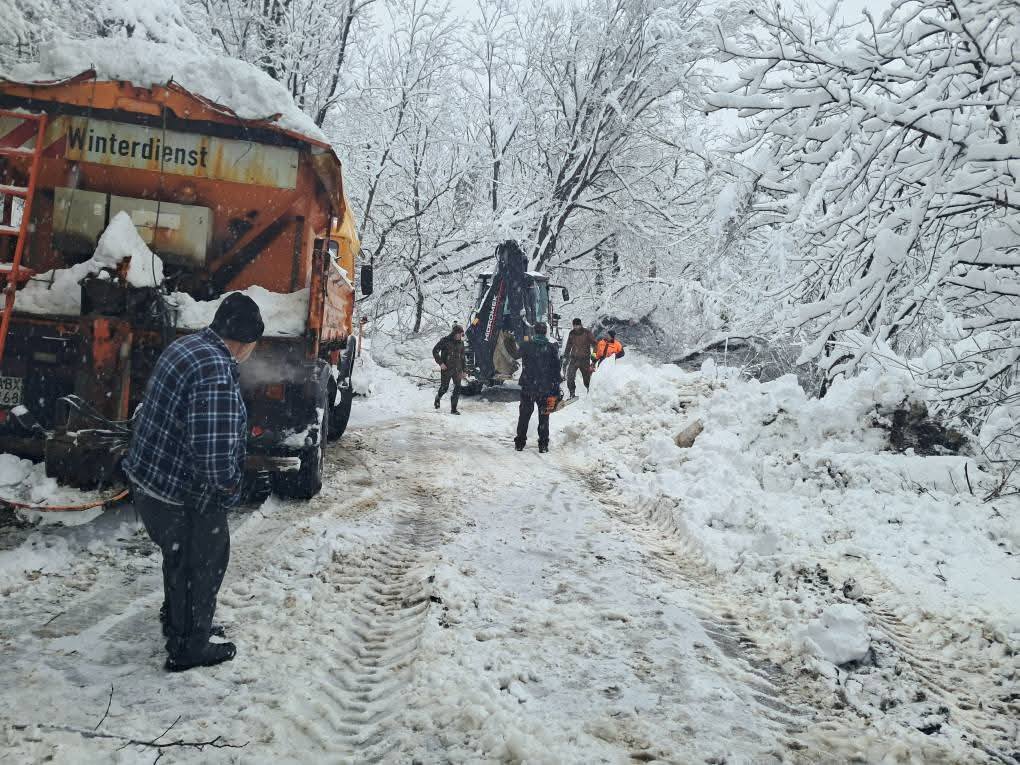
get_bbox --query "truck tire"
[330,383,354,439]
[274,410,328,499]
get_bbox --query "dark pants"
[437,369,462,410]
[566,358,592,396]
[134,487,230,657]
[516,393,550,448]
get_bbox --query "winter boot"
[434,395,441,410]
[539,444,549,454]
[161,604,225,639]
[165,641,237,673]
[451,408,461,415]
[514,440,525,452]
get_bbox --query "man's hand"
[440,363,448,371]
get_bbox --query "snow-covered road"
[1,353,1017,763]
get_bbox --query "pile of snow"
[172,285,309,337]
[3,36,326,142]
[560,357,1020,649]
[800,603,872,665]
[0,534,76,591]
[350,338,387,397]
[16,212,164,315]
[15,214,307,335]
[102,211,166,287]
[0,452,33,487]
[0,452,108,526]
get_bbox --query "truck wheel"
[274,410,328,499]
[330,384,354,439]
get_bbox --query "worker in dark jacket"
[123,293,263,672]
[563,318,597,398]
[514,322,561,453]
[433,324,466,414]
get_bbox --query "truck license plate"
[0,377,23,406]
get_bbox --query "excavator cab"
[464,241,565,392]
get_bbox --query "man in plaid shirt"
[124,293,264,672]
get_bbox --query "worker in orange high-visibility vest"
[594,330,624,367]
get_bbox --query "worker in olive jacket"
[563,318,597,398]
[433,324,466,414]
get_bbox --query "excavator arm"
[465,240,534,388]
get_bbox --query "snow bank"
[350,338,387,397]
[16,212,165,315]
[4,36,326,143]
[562,357,1020,650]
[171,285,308,337]
[368,330,443,382]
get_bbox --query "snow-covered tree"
[334,0,468,331]
[186,0,375,126]
[708,0,1020,414]
[521,0,710,270]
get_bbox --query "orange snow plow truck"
[0,71,370,499]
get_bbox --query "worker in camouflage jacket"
[563,318,597,398]
[513,322,562,453]
[433,324,466,414]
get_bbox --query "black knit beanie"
[210,293,265,343]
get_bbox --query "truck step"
[0,225,23,237]
[0,184,29,198]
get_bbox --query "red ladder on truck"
[0,110,46,365]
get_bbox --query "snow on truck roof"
[1,36,328,145]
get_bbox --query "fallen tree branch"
[94,685,113,731]
[12,717,248,756]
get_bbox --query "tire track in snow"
[809,564,1020,763]
[574,462,1019,763]
[568,462,861,760]
[241,421,455,761]
[253,508,440,761]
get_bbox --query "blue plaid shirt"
[124,328,247,508]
